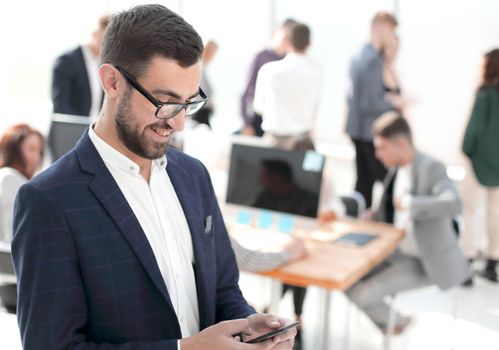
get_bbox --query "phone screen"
[245,321,300,344]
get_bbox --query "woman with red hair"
[0,124,45,243]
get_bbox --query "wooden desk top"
[231,218,404,291]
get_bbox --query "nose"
[167,109,187,131]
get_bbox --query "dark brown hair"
[101,4,203,78]
[481,48,499,91]
[372,111,412,144]
[0,124,45,179]
[290,23,310,51]
[371,11,398,27]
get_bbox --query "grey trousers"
[346,251,431,328]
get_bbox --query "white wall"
[1,0,498,166]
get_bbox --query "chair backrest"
[0,244,14,276]
[340,191,366,219]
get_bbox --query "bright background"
[0,0,498,165]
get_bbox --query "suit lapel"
[411,152,423,194]
[75,133,177,314]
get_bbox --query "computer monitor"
[48,114,90,161]
[226,142,325,219]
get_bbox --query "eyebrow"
[151,88,199,102]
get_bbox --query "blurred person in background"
[347,112,470,334]
[0,124,44,313]
[462,48,499,283]
[254,22,320,152]
[345,12,405,209]
[0,124,45,243]
[382,33,401,97]
[240,18,296,136]
[51,15,111,118]
[192,40,218,129]
[231,236,306,273]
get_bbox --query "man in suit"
[51,15,110,118]
[347,112,470,334]
[345,12,404,208]
[12,5,296,350]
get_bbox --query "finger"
[219,318,251,336]
[263,314,281,329]
[272,339,295,349]
[241,338,276,350]
[272,326,297,344]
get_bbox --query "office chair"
[339,191,366,219]
[0,243,16,313]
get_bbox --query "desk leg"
[319,289,331,350]
[269,279,282,315]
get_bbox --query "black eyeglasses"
[115,65,208,120]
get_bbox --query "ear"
[99,64,122,100]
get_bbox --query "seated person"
[347,112,471,334]
[0,124,45,243]
[0,123,44,313]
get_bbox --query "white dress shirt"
[81,45,102,120]
[393,164,419,257]
[88,127,199,346]
[253,52,322,136]
[0,167,28,243]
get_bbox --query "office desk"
[230,218,404,349]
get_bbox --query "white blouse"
[0,167,28,243]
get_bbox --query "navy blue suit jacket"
[12,132,254,349]
[52,46,101,117]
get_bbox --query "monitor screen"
[48,114,90,161]
[226,143,325,218]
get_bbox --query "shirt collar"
[88,124,167,176]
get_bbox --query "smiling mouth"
[150,126,172,138]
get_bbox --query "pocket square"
[204,215,213,234]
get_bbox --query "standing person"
[462,48,499,283]
[12,5,296,350]
[382,33,401,95]
[345,12,404,209]
[254,23,321,151]
[0,124,44,313]
[192,40,218,128]
[240,19,296,136]
[51,15,111,118]
[347,112,470,334]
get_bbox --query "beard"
[114,90,172,160]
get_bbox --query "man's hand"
[246,313,296,349]
[180,319,251,350]
[180,317,295,349]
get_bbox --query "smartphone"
[245,321,300,344]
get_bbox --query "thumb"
[218,319,251,336]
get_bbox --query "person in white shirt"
[0,124,45,243]
[347,112,470,335]
[0,123,44,313]
[51,15,110,119]
[253,22,321,151]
